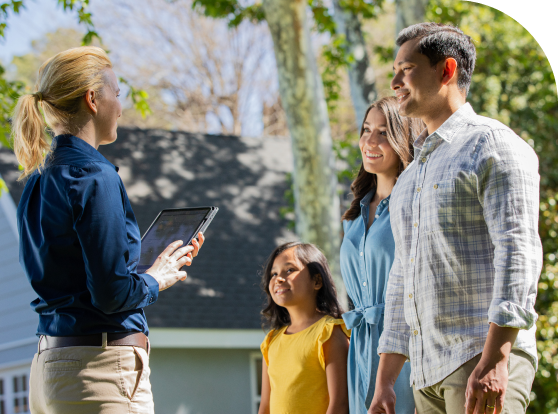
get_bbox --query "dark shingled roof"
[0,127,296,330]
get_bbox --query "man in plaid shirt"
[370,23,542,414]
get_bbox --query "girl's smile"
[269,247,321,308]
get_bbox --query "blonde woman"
[12,46,203,413]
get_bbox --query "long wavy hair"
[342,96,425,221]
[261,242,343,330]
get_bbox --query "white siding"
[0,189,38,365]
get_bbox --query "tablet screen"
[137,208,210,273]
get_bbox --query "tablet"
[137,207,218,273]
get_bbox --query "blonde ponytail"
[11,46,112,180]
[12,94,50,180]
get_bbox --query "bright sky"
[0,0,78,63]
[0,0,280,136]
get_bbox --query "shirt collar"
[52,134,119,171]
[360,188,375,207]
[414,102,476,150]
[359,188,391,208]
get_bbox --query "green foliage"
[0,1,23,38]
[321,35,352,114]
[191,0,264,28]
[0,65,24,148]
[333,131,361,182]
[0,176,9,195]
[427,2,558,413]
[56,0,101,45]
[0,1,151,148]
[118,77,152,119]
[311,1,383,116]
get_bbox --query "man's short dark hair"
[396,22,476,95]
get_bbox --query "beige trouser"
[29,342,154,414]
[413,350,535,414]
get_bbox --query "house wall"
[150,348,259,414]
[0,188,38,367]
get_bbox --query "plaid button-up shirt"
[377,103,542,389]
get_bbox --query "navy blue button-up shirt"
[17,135,159,337]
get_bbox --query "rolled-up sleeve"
[68,164,159,314]
[475,129,542,329]
[378,253,410,358]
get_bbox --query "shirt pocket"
[430,179,457,231]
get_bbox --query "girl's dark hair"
[261,241,342,330]
[342,96,424,222]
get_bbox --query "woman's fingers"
[161,240,183,259]
[177,254,192,268]
[170,245,194,261]
[191,238,200,257]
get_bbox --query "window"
[249,352,263,414]
[0,367,31,414]
[1,379,6,414]
[12,376,27,414]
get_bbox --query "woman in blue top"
[12,46,204,414]
[340,96,424,414]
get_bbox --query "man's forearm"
[480,323,519,365]
[376,353,407,388]
[368,353,407,414]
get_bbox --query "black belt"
[39,332,149,353]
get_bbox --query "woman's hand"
[146,233,205,291]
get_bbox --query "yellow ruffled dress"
[260,315,351,414]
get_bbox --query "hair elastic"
[34,92,43,102]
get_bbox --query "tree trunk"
[332,0,377,127]
[262,0,347,306]
[395,0,430,50]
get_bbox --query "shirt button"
[363,282,367,287]
[416,187,421,192]
[409,294,413,299]
[360,252,363,256]
[410,258,414,263]
[375,215,379,219]
[414,330,419,336]
[421,157,427,163]
[413,222,418,228]
[434,184,439,189]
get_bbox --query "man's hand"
[368,353,407,414]
[465,323,518,414]
[368,384,397,414]
[465,357,508,414]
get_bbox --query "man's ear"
[314,274,323,290]
[441,57,458,86]
[84,89,98,115]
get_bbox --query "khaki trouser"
[413,350,535,414]
[29,342,154,414]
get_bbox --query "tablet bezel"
[139,206,218,270]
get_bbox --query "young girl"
[258,242,350,414]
